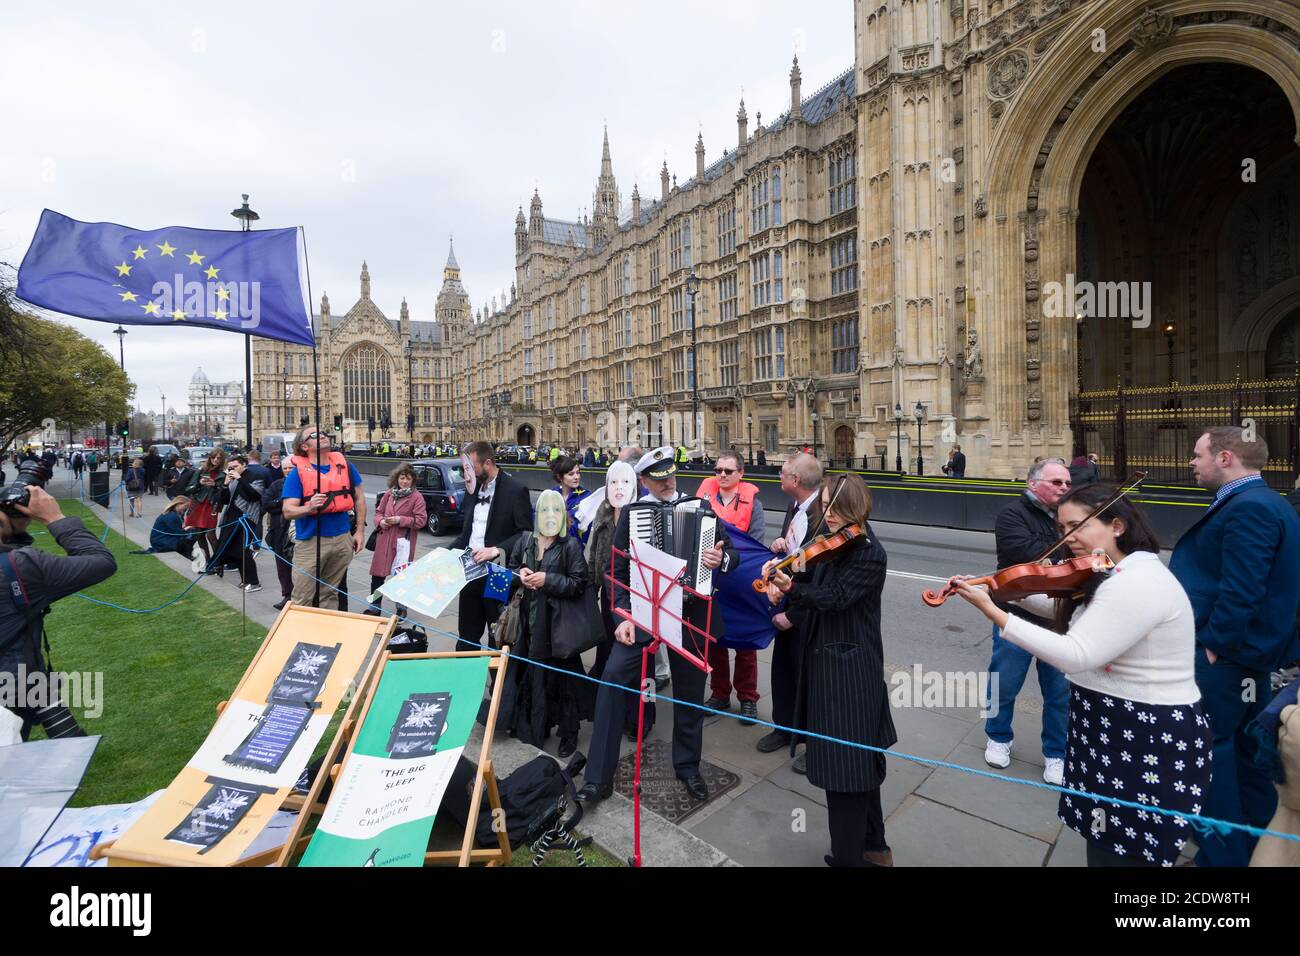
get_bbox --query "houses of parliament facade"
[252,0,1300,479]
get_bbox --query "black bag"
[365,492,388,551]
[551,586,604,659]
[442,752,586,850]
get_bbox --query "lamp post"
[914,401,925,476]
[230,193,260,450]
[1163,320,1177,383]
[685,269,701,460]
[113,325,128,443]
[893,402,903,473]
[282,359,290,432]
[202,384,209,441]
[810,410,819,463]
[746,412,754,466]
[405,341,415,446]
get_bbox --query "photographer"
[1,484,116,740]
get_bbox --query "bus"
[261,432,297,461]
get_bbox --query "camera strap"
[0,550,53,670]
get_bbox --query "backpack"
[441,752,586,849]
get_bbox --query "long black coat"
[787,530,896,793]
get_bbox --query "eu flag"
[712,520,778,651]
[483,563,513,604]
[16,209,315,347]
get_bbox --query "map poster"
[376,547,468,619]
[299,656,489,867]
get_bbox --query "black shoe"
[575,782,613,804]
[558,736,577,759]
[792,749,807,775]
[677,770,708,801]
[273,599,288,611]
[655,676,670,691]
[756,730,790,753]
[738,701,758,725]
[704,696,730,712]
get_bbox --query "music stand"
[608,540,715,868]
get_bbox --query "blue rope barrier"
[59,505,1300,848]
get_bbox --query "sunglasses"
[1033,478,1072,487]
[714,468,737,475]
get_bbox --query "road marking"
[887,569,950,584]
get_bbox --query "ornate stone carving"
[963,329,983,380]
[988,51,1030,98]
[1027,395,1042,421]
[975,194,988,218]
[1132,7,1176,49]
[1026,357,1040,381]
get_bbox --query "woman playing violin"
[949,483,1211,868]
[761,473,897,867]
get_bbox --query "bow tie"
[477,494,492,504]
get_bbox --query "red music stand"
[608,539,715,868]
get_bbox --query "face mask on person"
[535,489,567,537]
[605,461,635,508]
[462,453,478,495]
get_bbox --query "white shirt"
[468,475,497,551]
[1001,551,1200,705]
[786,492,817,551]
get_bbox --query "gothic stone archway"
[516,423,535,446]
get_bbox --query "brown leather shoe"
[864,848,894,867]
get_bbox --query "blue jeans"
[983,623,1068,759]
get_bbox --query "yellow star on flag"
[131,245,148,260]
[115,261,132,277]
[142,301,161,315]
[119,291,138,302]
[186,250,205,265]
[215,287,231,301]
[213,308,228,321]
[171,309,186,321]
[204,265,220,280]
[157,240,176,257]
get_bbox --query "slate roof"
[543,218,588,246]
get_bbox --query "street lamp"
[685,269,701,460]
[231,193,260,450]
[1163,320,1177,383]
[810,410,819,463]
[405,341,415,446]
[282,359,290,432]
[893,402,903,473]
[746,412,754,467]
[914,401,925,476]
[202,384,210,441]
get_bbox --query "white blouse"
[1000,551,1201,706]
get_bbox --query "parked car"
[406,457,467,536]
[349,442,373,454]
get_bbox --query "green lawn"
[32,499,622,866]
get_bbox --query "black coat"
[143,452,163,480]
[165,464,195,499]
[498,533,594,747]
[994,492,1067,622]
[454,470,533,555]
[787,531,896,792]
[262,476,292,555]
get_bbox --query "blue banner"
[16,209,315,347]
[713,520,778,651]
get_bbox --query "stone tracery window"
[343,345,392,423]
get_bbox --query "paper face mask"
[605,461,636,508]
[461,454,477,495]
[535,489,567,537]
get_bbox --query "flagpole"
[231,195,260,452]
[299,225,324,609]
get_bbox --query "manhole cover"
[613,740,740,824]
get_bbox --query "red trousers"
[708,643,759,703]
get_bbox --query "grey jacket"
[0,517,117,676]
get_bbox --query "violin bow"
[1029,470,1148,564]
[811,473,849,538]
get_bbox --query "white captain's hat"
[635,446,677,479]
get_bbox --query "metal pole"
[916,416,924,476]
[894,413,903,473]
[689,290,698,460]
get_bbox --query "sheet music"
[628,538,686,651]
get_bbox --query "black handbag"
[551,584,604,659]
[364,492,387,551]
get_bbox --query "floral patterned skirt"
[1059,682,1213,866]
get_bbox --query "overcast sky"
[1,0,853,416]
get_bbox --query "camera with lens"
[0,459,52,513]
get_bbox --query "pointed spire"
[737,96,749,147]
[696,129,706,180]
[661,159,670,202]
[360,261,370,299]
[601,124,613,177]
[320,292,330,316]
[446,235,459,271]
[790,54,803,120]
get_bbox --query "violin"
[753,523,864,593]
[921,550,1114,606]
[920,471,1147,607]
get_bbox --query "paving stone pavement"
[74,466,1087,867]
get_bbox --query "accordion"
[625,497,718,597]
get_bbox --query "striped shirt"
[1208,473,1264,513]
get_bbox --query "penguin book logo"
[363,847,381,867]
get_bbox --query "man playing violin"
[983,459,1073,784]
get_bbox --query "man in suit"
[757,452,823,774]
[454,440,533,651]
[577,446,739,804]
[1169,426,1300,867]
[984,458,1072,785]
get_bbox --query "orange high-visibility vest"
[291,452,356,513]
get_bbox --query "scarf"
[390,486,414,500]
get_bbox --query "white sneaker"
[1043,757,1065,786]
[984,739,1012,769]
